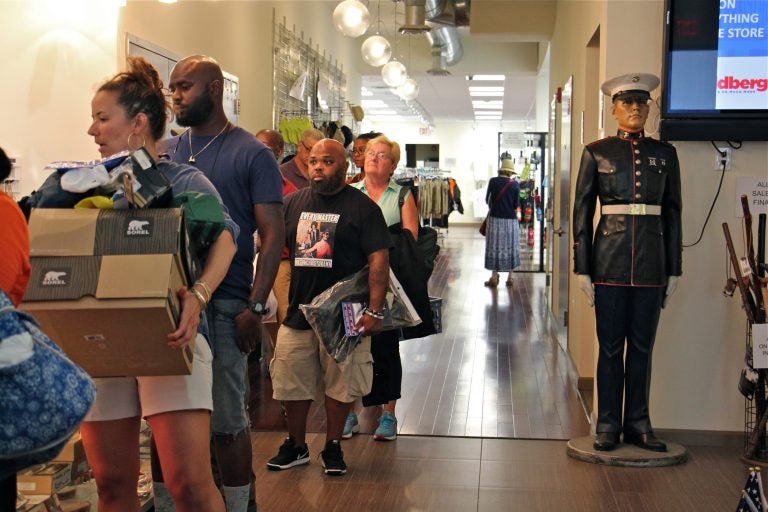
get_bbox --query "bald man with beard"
[160,55,284,512]
[267,139,392,476]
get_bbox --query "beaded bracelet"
[363,307,385,320]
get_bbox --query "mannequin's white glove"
[663,276,680,308]
[577,274,594,307]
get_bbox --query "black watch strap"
[247,301,270,315]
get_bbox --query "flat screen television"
[660,0,768,141]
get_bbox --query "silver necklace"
[186,121,230,164]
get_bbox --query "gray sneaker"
[341,412,359,439]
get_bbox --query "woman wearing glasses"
[346,135,419,441]
[346,131,382,184]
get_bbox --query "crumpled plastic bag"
[300,266,421,363]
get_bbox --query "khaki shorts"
[84,334,213,422]
[270,325,373,403]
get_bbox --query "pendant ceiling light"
[381,60,407,88]
[333,0,371,38]
[361,35,391,67]
[361,2,390,67]
[397,78,420,101]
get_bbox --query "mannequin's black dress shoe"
[623,432,667,452]
[593,432,619,451]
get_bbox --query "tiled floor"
[250,226,589,440]
[251,431,745,511]
[249,226,749,511]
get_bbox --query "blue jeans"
[205,298,249,435]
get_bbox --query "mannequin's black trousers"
[594,284,664,435]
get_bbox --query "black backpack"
[398,186,440,279]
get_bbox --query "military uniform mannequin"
[572,73,682,452]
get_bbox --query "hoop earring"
[127,133,146,151]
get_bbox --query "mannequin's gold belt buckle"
[629,204,646,215]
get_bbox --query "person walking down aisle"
[573,73,682,453]
[267,139,392,476]
[281,128,324,190]
[484,158,521,287]
[80,56,237,512]
[162,55,284,512]
[348,135,420,441]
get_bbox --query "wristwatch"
[247,301,270,316]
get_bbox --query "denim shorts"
[205,298,249,435]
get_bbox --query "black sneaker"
[266,437,310,471]
[320,440,347,476]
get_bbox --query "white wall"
[0,1,121,194]
[120,1,361,133]
[0,0,361,197]
[549,0,768,433]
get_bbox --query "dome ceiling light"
[397,78,420,101]
[361,35,392,67]
[333,0,371,38]
[381,60,408,88]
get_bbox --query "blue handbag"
[0,290,96,479]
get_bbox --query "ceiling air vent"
[399,0,431,34]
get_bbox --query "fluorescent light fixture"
[467,74,505,81]
[361,87,374,97]
[361,100,389,108]
[473,101,503,109]
[468,86,504,93]
[474,111,502,116]
[476,116,502,120]
[469,91,504,97]
[368,110,399,115]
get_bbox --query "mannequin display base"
[566,436,687,467]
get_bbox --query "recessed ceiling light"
[361,100,389,108]
[469,91,504,97]
[473,101,503,109]
[466,74,505,81]
[368,110,399,115]
[468,86,504,93]
[469,74,505,81]
[474,111,502,116]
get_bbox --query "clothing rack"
[402,171,456,235]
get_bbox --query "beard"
[175,88,215,127]
[310,168,346,195]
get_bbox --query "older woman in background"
[348,135,419,441]
[484,159,521,287]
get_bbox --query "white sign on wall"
[735,177,768,218]
[753,324,768,369]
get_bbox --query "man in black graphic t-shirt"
[266,139,392,476]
